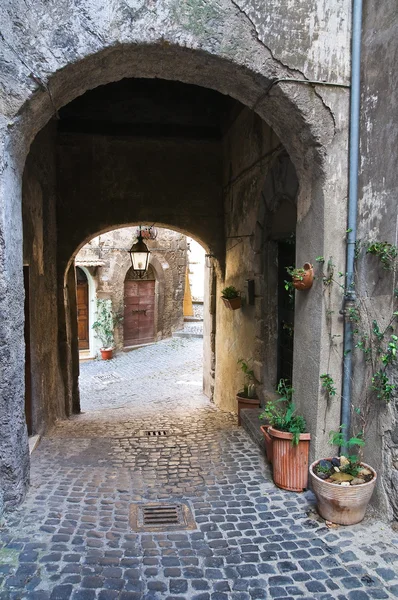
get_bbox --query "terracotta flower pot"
[309,460,377,525]
[100,348,113,360]
[222,296,241,310]
[236,392,259,426]
[269,427,311,491]
[260,425,273,464]
[292,263,314,290]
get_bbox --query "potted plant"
[221,286,241,310]
[92,298,122,359]
[309,427,377,525]
[259,379,310,491]
[286,263,314,290]
[236,358,259,425]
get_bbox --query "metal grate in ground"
[93,372,122,383]
[130,502,197,532]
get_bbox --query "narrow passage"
[1,338,397,599]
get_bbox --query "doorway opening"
[124,265,156,348]
[277,241,295,384]
[76,267,89,351]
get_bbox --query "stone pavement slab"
[1,338,398,599]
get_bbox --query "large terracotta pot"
[309,460,377,525]
[100,348,113,360]
[260,425,273,464]
[222,296,241,310]
[236,393,259,426]
[269,427,311,491]
[292,263,314,290]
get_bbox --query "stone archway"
[0,8,350,507]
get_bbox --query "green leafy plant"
[347,306,360,323]
[284,280,295,303]
[286,266,306,281]
[356,316,398,402]
[221,286,239,299]
[320,373,337,397]
[329,426,365,477]
[366,241,398,270]
[237,358,256,397]
[259,379,307,446]
[92,299,122,349]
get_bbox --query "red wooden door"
[124,280,155,346]
[76,274,89,350]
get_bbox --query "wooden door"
[124,280,155,346]
[277,241,295,384]
[76,268,89,350]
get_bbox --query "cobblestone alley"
[1,337,398,600]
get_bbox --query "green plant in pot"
[309,426,377,525]
[259,379,310,491]
[286,263,314,290]
[92,298,122,359]
[221,286,241,310]
[236,358,259,425]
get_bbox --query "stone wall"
[57,134,223,275]
[0,1,352,509]
[22,122,65,437]
[76,227,187,352]
[213,108,299,413]
[357,1,398,520]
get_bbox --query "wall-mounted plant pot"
[260,424,273,464]
[309,460,377,525]
[236,392,259,425]
[100,348,113,360]
[269,427,311,491]
[292,263,314,290]
[222,296,241,310]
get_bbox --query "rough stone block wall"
[357,0,398,520]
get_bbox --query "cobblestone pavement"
[172,322,203,338]
[1,337,398,600]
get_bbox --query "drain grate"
[132,428,184,438]
[94,373,121,383]
[130,502,197,532]
[143,504,180,525]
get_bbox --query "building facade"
[0,1,397,523]
[75,227,187,357]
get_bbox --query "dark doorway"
[124,266,156,347]
[76,267,89,350]
[24,266,33,435]
[277,241,295,384]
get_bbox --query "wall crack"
[229,0,304,78]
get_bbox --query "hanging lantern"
[128,228,150,277]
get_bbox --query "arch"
[0,25,349,508]
[65,222,212,286]
[9,43,333,182]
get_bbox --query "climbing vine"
[316,239,398,434]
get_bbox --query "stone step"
[240,407,269,453]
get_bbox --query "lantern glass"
[128,235,150,277]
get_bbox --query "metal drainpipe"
[341,0,363,453]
